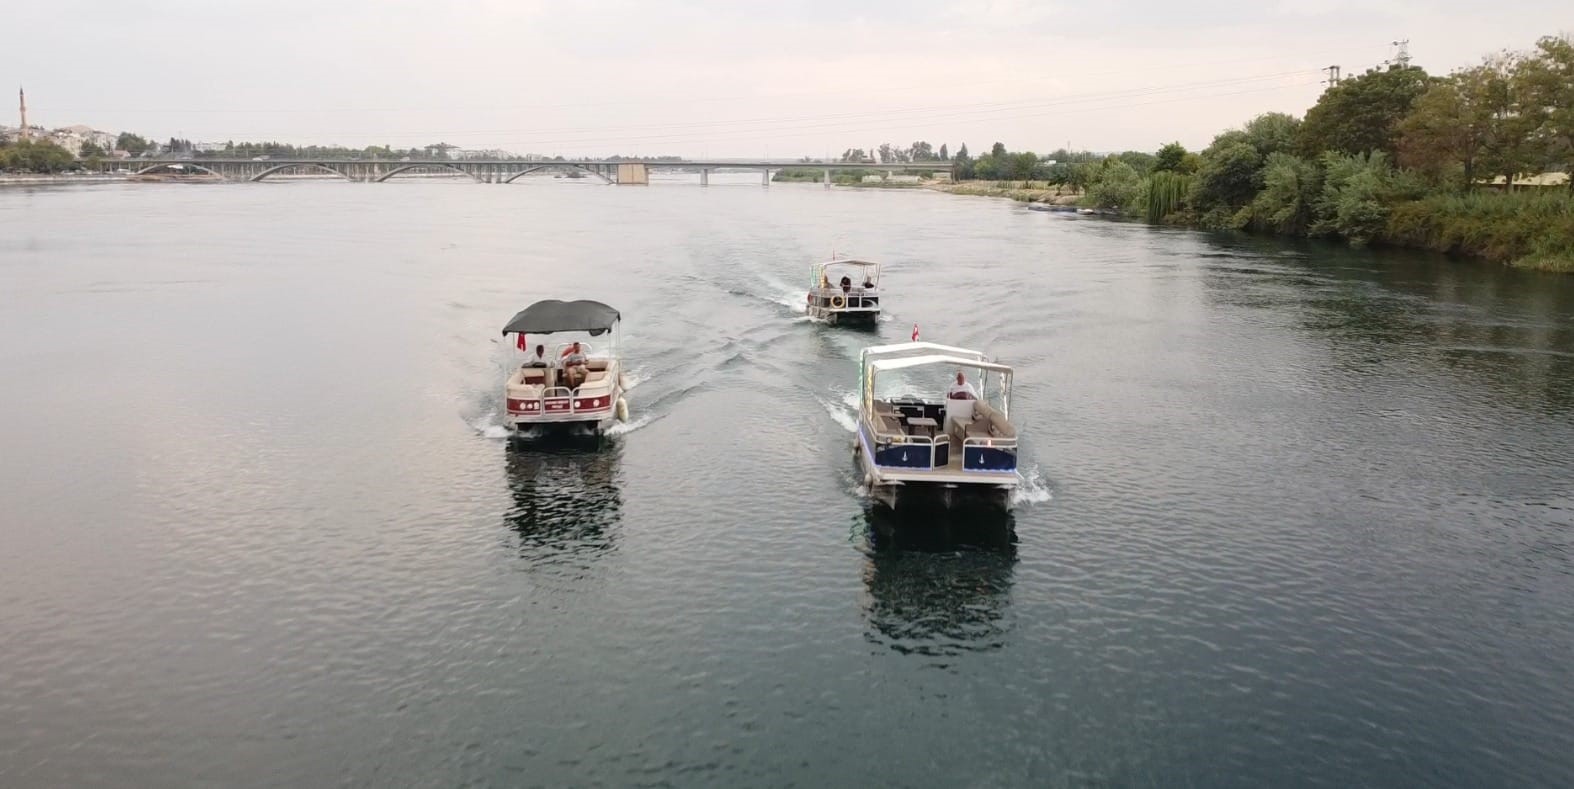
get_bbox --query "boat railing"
[863,415,949,469]
[961,434,1017,472]
[512,384,616,417]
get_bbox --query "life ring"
[830,294,846,309]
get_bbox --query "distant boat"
[806,256,881,326]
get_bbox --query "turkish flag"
[911,324,919,342]
[516,333,527,351]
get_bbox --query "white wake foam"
[606,415,652,436]
[470,413,513,440]
[819,392,859,433]
[1012,464,1054,505]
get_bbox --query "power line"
[184,70,1321,143]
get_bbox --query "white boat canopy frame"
[813,258,880,287]
[861,348,1014,419]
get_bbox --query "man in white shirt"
[562,342,589,388]
[524,344,549,368]
[946,370,978,400]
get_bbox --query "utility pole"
[1391,39,1411,68]
[18,86,29,140]
[1323,65,1342,87]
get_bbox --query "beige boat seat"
[949,401,1016,442]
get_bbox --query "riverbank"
[0,173,128,185]
[929,177,1573,273]
[926,180,1082,205]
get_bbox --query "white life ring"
[830,294,846,309]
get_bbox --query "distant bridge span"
[103,158,944,186]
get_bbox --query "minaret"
[18,86,29,140]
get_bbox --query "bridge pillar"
[824,168,831,189]
[762,168,770,187]
[700,168,708,187]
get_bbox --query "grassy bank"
[1383,191,1574,272]
[928,180,1082,205]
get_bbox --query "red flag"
[515,333,527,351]
[911,324,920,342]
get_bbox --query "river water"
[2,175,1573,787]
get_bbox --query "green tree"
[1398,72,1493,188]
[1009,151,1039,181]
[0,139,75,173]
[1191,140,1262,227]
[1114,150,1156,176]
[910,141,934,161]
[1247,153,1321,234]
[973,155,1002,180]
[1085,160,1142,210]
[1297,65,1432,157]
[1471,53,1540,187]
[1154,142,1189,172]
[115,132,150,156]
[990,141,1007,160]
[938,143,949,161]
[952,143,972,179]
[1243,112,1301,158]
[1314,151,1392,244]
[1518,35,1574,187]
[78,140,107,159]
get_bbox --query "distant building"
[1483,172,1570,188]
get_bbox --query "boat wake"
[819,388,861,433]
[470,412,515,440]
[1013,464,1053,506]
[606,414,653,436]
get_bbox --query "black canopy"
[501,299,621,337]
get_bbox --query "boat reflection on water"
[503,437,622,568]
[859,505,1018,658]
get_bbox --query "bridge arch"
[130,162,225,179]
[373,162,481,183]
[250,163,355,182]
[502,163,614,185]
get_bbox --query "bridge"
[96,158,946,186]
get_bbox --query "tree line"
[1039,34,1572,271]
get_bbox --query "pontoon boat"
[807,256,881,325]
[501,299,629,434]
[855,342,1019,510]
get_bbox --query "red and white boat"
[501,299,629,434]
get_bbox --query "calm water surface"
[2,176,1573,787]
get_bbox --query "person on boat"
[947,371,978,400]
[839,275,852,293]
[524,344,550,368]
[862,275,875,289]
[561,342,589,388]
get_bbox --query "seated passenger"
[862,276,875,289]
[524,344,549,368]
[561,342,589,389]
[839,275,852,293]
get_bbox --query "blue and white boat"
[854,342,1020,510]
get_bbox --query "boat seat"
[581,370,609,386]
[950,401,1016,442]
[876,413,905,436]
[521,368,550,387]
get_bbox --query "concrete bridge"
[98,158,945,186]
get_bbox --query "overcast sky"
[6,1,1568,157]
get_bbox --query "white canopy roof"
[862,341,985,362]
[868,353,1014,375]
